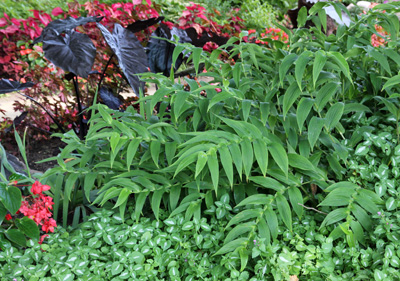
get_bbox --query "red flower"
[39,234,49,244]
[5,214,12,221]
[31,181,51,195]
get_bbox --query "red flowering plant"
[0,1,161,140]
[0,178,56,249]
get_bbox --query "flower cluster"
[19,181,57,235]
[243,27,289,46]
[371,24,388,47]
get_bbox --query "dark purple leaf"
[34,16,103,44]
[126,17,164,33]
[147,24,192,76]
[185,28,229,48]
[42,29,96,78]
[0,79,34,95]
[97,23,149,97]
[5,111,28,133]
[99,87,123,110]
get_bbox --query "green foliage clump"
[3,203,400,280]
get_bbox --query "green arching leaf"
[226,209,262,228]
[150,140,161,168]
[296,97,314,133]
[295,50,312,89]
[207,149,219,194]
[319,187,355,207]
[169,186,181,211]
[343,103,372,114]
[114,188,132,208]
[265,208,279,239]
[279,53,297,86]
[308,116,325,150]
[260,102,270,125]
[241,99,251,122]
[224,222,255,244]
[150,87,173,112]
[318,7,327,33]
[351,203,372,231]
[241,138,253,180]
[236,194,270,207]
[350,220,365,245]
[218,145,234,187]
[376,97,399,117]
[134,191,149,222]
[213,237,247,256]
[253,139,268,177]
[370,49,391,75]
[195,152,208,178]
[283,82,302,119]
[151,189,164,221]
[258,217,271,245]
[288,187,303,219]
[191,47,202,75]
[64,173,80,201]
[165,142,177,166]
[98,104,113,124]
[276,194,292,232]
[325,181,360,192]
[315,82,339,112]
[0,185,21,215]
[126,139,140,169]
[233,61,242,87]
[250,176,285,191]
[297,6,308,28]
[239,246,249,272]
[325,102,344,131]
[173,90,190,121]
[313,50,327,88]
[383,48,400,68]
[208,90,233,111]
[288,153,315,171]
[328,52,352,83]
[268,142,288,177]
[320,208,347,228]
[173,153,197,178]
[229,143,243,180]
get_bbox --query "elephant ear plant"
[30,16,152,139]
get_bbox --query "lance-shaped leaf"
[42,29,96,78]
[97,23,149,96]
[99,87,123,110]
[33,16,103,44]
[126,16,164,33]
[0,79,34,94]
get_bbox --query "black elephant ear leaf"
[97,23,149,97]
[5,111,28,133]
[147,24,192,76]
[42,29,96,78]
[34,16,104,44]
[0,79,34,94]
[126,16,164,33]
[99,87,123,110]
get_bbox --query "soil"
[5,136,66,173]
